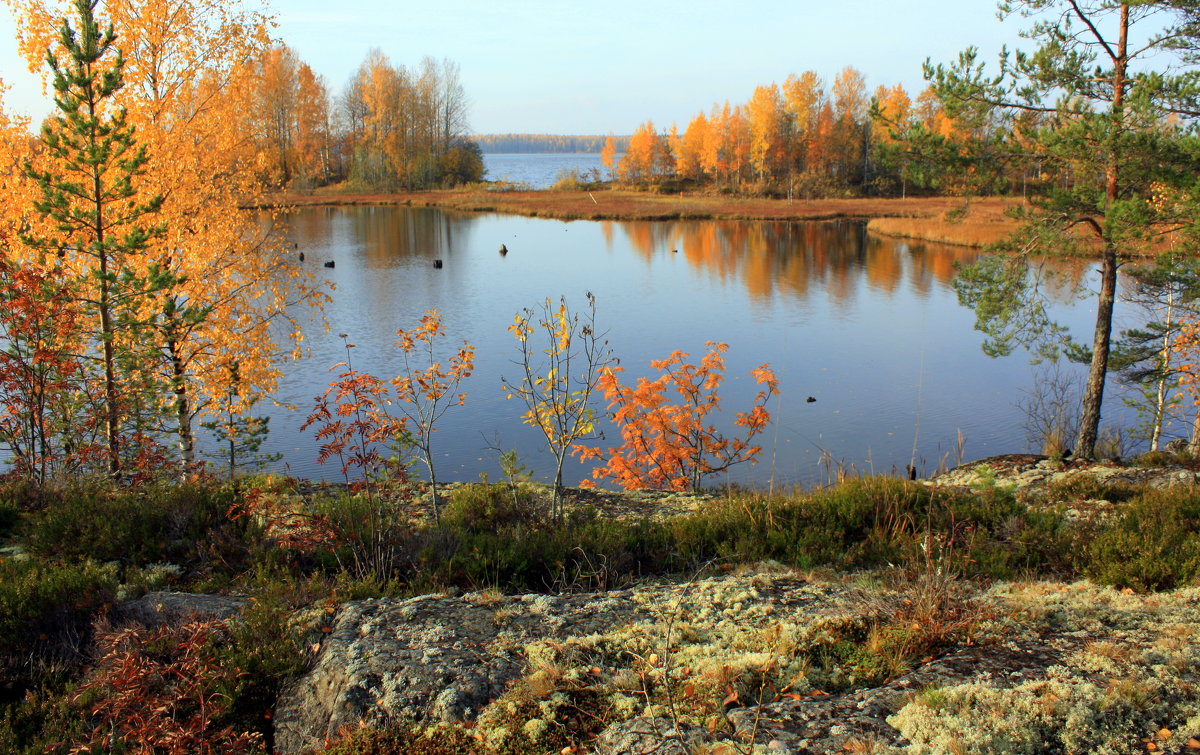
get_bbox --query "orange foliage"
[4,0,325,474]
[390,310,475,520]
[302,336,404,489]
[577,342,778,492]
[73,620,261,755]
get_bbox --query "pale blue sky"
[1,0,1014,134]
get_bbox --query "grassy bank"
[4,459,1200,752]
[259,187,1023,248]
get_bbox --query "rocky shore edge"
[111,455,1200,754]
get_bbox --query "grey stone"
[111,591,247,628]
[593,717,709,755]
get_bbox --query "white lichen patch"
[887,581,1200,754]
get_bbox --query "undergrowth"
[0,472,1195,751]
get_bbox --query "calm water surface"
[262,205,1132,489]
[483,153,613,188]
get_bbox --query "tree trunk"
[1077,3,1128,460]
[171,340,196,478]
[1076,244,1117,458]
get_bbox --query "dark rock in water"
[298,252,304,262]
[434,259,443,269]
[323,260,335,268]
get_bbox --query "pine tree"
[21,0,167,478]
[928,0,1200,458]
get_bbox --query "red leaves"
[301,346,403,487]
[70,620,261,755]
[577,342,778,491]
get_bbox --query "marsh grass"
[866,216,1018,247]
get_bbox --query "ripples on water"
[260,204,1134,489]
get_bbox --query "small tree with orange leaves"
[0,252,85,483]
[578,342,778,492]
[391,310,475,523]
[302,335,403,495]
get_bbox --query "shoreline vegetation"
[258,187,1024,248]
[9,454,1200,752]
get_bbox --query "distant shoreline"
[256,189,1023,248]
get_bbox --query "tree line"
[474,134,631,154]
[249,46,482,191]
[603,66,1037,198]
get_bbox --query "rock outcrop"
[925,453,1199,495]
[273,572,1200,754]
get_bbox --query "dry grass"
[257,187,1025,247]
[866,215,1020,248]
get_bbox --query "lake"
[262,205,1135,490]
[483,153,613,189]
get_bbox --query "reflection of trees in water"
[350,207,477,264]
[288,206,478,266]
[613,219,985,304]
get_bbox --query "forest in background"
[604,67,1030,198]
[475,134,631,154]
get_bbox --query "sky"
[0,0,1017,135]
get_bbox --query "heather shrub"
[442,482,542,534]
[0,559,117,678]
[24,483,244,568]
[1085,488,1200,591]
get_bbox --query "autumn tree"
[746,83,790,185]
[502,294,614,520]
[869,83,914,195]
[600,133,618,178]
[830,66,869,187]
[0,250,83,482]
[618,120,672,183]
[783,71,824,172]
[342,50,478,190]
[303,336,404,495]
[390,310,475,523]
[9,0,327,476]
[675,113,708,180]
[20,0,171,478]
[931,0,1200,458]
[578,342,778,492]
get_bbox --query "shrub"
[1042,475,1139,504]
[209,590,307,749]
[1085,489,1200,591]
[442,482,542,534]
[319,725,476,755]
[0,499,17,540]
[0,559,117,682]
[24,483,244,568]
[69,620,262,755]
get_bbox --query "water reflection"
[285,205,479,266]
[606,219,982,304]
[266,206,1125,488]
